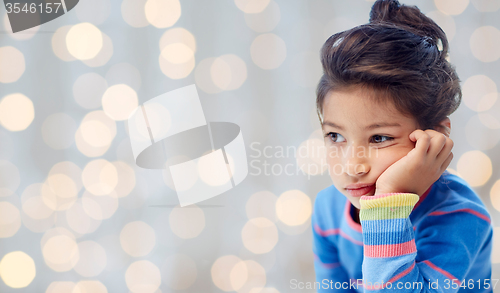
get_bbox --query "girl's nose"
[344,145,370,176]
[345,160,370,176]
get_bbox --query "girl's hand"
[374,129,454,197]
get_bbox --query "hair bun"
[368,0,449,55]
[369,0,401,23]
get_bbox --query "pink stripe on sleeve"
[314,224,363,246]
[422,260,461,285]
[364,239,417,258]
[428,208,491,224]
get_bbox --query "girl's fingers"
[427,131,447,158]
[409,129,431,156]
[436,136,454,163]
[440,151,453,171]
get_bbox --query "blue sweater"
[312,171,493,292]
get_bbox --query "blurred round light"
[232,260,266,293]
[52,26,77,61]
[20,211,56,233]
[47,173,78,200]
[21,183,54,220]
[81,120,112,148]
[102,84,138,121]
[250,33,286,70]
[229,261,248,291]
[434,0,469,15]
[41,179,77,211]
[241,217,278,254]
[75,110,116,157]
[65,200,102,235]
[42,234,79,272]
[244,0,280,32]
[82,32,114,67]
[462,75,497,112]
[211,255,243,291]
[0,93,34,131]
[46,282,76,293]
[159,27,196,53]
[161,253,197,290]
[169,205,205,239]
[456,150,492,187]
[120,221,156,257]
[490,180,500,213]
[246,190,278,222]
[112,161,136,197]
[73,241,107,277]
[195,58,223,94]
[211,54,248,91]
[82,159,118,195]
[121,0,149,28]
[470,26,500,62]
[145,0,181,28]
[0,251,36,288]
[0,202,22,238]
[49,161,83,192]
[276,189,312,226]
[479,112,500,129]
[161,43,193,64]
[234,0,270,13]
[66,22,103,60]
[81,190,118,220]
[125,260,161,293]
[73,281,108,293]
[0,46,25,83]
[159,50,195,79]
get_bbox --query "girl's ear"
[435,117,451,137]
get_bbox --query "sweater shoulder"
[420,171,492,224]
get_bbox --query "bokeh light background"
[0,0,499,292]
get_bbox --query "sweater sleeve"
[359,193,492,292]
[312,205,359,292]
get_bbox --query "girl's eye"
[326,132,346,143]
[371,135,394,143]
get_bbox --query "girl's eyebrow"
[365,122,401,129]
[322,121,401,130]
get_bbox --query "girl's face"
[321,86,419,209]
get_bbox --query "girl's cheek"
[375,147,412,170]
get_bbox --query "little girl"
[312,0,493,292]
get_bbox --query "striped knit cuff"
[359,193,419,258]
[359,193,419,219]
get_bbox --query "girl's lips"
[346,184,375,197]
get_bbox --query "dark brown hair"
[316,0,461,130]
